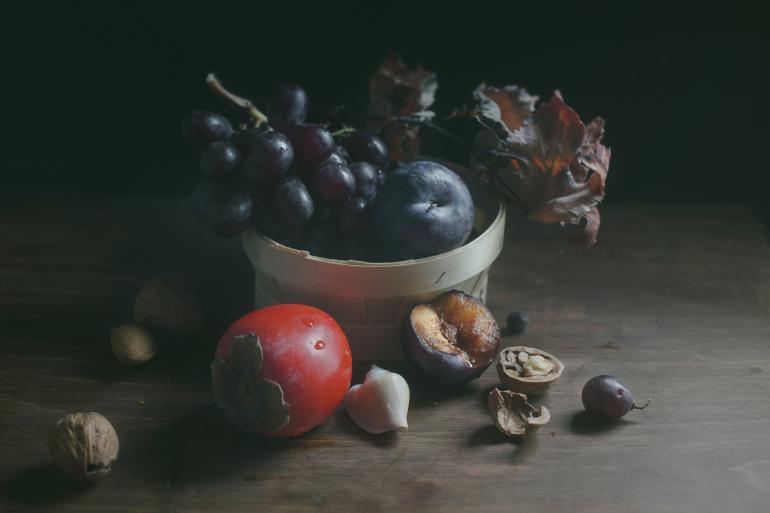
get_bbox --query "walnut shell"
[488,388,550,437]
[133,278,204,336]
[497,346,564,394]
[110,323,156,366]
[49,412,119,482]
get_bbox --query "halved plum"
[402,290,501,386]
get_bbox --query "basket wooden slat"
[242,201,505,360]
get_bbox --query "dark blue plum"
[372,161,474,260]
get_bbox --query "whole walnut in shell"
[110,323,156,366]
[133,278,204,336]
[49,412,119,482]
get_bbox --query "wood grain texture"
[1,198,769,513]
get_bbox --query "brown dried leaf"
[463,84,538,140]
[469,87,611,247]
[368,55,437,161]
[369,54,437,118]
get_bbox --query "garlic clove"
[344,365,409,434]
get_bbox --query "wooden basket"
[241,195,506,360]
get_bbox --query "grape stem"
[331,126,356,138]
[386,116,468,147]
[206,74,268,126]
[631,399,652,410]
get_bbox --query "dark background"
[3,2,769,220]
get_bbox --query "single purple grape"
[335,145,350,162]
[273,178,314,225]
[267,83,309,133]
[581,375,650,419]
[307,161,356,204]
[286,124,335,169]
[251,191,296,242]
[182,110,233,147]
[200,141,242,179]
[191,180,252,237]
[296,221,341,258]
[349,162,379,202]
[375,167,386,187]
[324,150,348,167]
[344,131,389,168]
[233,126,263,154]
[335,196,368,234]
[243,131,294,187]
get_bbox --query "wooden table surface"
[1,197,770,513]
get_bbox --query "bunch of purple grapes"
[183,83,389,259]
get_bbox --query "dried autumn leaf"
[467,85,611,246]
[368,54,437,161]
[463,84,538,139]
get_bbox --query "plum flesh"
[402,291,500,387]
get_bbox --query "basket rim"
[242,200,506,269]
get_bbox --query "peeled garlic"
[344,366,409,434]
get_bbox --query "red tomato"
[215,304,352,437]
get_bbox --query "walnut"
[49,412,119,481]
[133,278,204,336]
[488,389,550,437]
[110,323,156,366]
[497,346,564,394]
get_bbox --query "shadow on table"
[568,410,636,434]
[134,403,349,485]
[466,425,539,461]
[334,410,399,448]
[1,463,92,504]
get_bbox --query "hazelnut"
[133,278,204,336]
[49,412,119,482]
[110,323,156,366]
[497,346,564,394]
